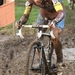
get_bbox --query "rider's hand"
[15,20,22,30]
[49,20,56,28]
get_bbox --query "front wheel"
[25,39,46,75]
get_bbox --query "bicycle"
[16,22,65,75]
[23,24,59,75]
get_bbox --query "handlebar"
[16,25,55,39]
[22,25,51,38]
[22,25,49,28]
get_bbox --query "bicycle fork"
[40,43,49,75]
[47,37,54,74]
[47,43,53,69]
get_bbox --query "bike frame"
[30,28,54,74]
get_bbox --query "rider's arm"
[52,0,64,22]
[20,1,32,24]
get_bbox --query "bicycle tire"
[25,39,46,75]
[45,42,57,75]
[42,36,56,75]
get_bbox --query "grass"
[15,5,39,24]
[15,6,25,20]
[0,0,75,35]
[63,0,68,6]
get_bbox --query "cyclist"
[16,0,65,74]
[67,0,75,9]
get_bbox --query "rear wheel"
[25,39,46,75]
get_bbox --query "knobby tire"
[25,39,46,75]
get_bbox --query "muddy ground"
[0,25,75,75]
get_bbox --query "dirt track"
[0,26,75,75]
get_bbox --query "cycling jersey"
[24,0,64,14]
[21,0,65,26]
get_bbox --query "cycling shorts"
[36,14,65,30]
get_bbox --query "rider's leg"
[36,48,40,60]
[68,0,71,5]
[51,27,63,63]
[51,18,65,74]
[68,0,72,9]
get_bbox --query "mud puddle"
[63,48,75,61]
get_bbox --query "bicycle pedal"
[52,64,57,68]
[30,67,41,72]
[49,68,57,74]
